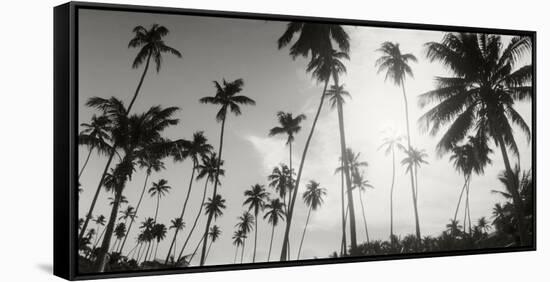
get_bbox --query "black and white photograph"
[72,3,534,276]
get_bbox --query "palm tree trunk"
[78,147,94,179]
[154,240,160,261]
[165,163,197,264]
[154,195,160,222]
[252,212,259,262]
[297,207,312,259]
[93,226,105,249]
[189,234,206,265]
[241,240,246,263]
[358,191,370,244]
[119,172,150,254]
[176,179,209,262]
[340,160,347,256]
[453,175,469,224]
[78,54,151,243]
[280,78,329,261]
[390,148,396,241]
[234,246,239,263]
[466,180,472,235]
[95,190,123,272]
[206,240,213,260]
[400,82,421,242]
[336,95,358,252]
[267,224,275,261]
[200,116,227,266]
[496,134,527,245]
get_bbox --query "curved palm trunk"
[389,149,396,241]
[164,163,197,264]
[154,195,160,222]
[176,179,209,262]
[453,175,469,224]
[93,227,106,250]
[189,234,206,265]
[234,246,239,263]
[78,54,152,243]
[240,240,246,263]
[340,160,347,256]
[79,147,94,179]
[252,212,259,262]
[200,116,227,266]
[280,79,329,261]
[119,172,150,254]
[267,224,275,261]
[496,135,527,245]
[206,241,213,259]
[358,191,370,244]
[465,181,472,235]
[297,207,312,259]
[154,240,160,261]
[335,91,358,253]
[400,82,421,242]
[95,190,123,272]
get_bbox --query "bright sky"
[78,9,532,266]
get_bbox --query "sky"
[77,8,532,267]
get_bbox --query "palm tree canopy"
[169,218,185,231]
[378,134,406,156]
[336,148,368,175]
[263,198,285,226]
[172,131,213,164]
[277,22,350,60]
[352,170,374,192]
[152,223,167,241]
[118,206,136,221]
[196,152,225,184]
[148,179,171,198]
[209,225,222,242]
[232,230,245,247]
[419,33,532,155]
[94,215,106,226]
[307,49,349,83]
[449,135,492,176]
[128,24,182,72]
[302,180,327,211]
[375,41,417,86]
[236,211,255,234]
[269,111,307,144]
[243,184,270,216]
[199,79,256,122]
[401,147,429,173]
[267,164,295,199]
[325,84,351,109]
[114,222,127,238]
[79,114,112,154]
[204,194,227,219]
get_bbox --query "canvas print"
[76,8,534,274]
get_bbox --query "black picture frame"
[54,1,536,280]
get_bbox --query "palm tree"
[92,215,106,249]
[176,153,225,263]
[112,222,127,252]
[139,218,155,262]
[205,225,221,259]
[263,198,285,261]
[152,223,167,260]
[168,218,185,259]
[243,184,269,262]
[232,230,245,263]
[79,23,181,242]
[78,114,112,179]
[164,132,213,264]
[352,171,374,244]
[297,180,326,259]
[198,78,255,265]
[118,206,136,225]
[235,211,254,264]
[476,217,491,234]
[281,49,351,260]
[376,41,419,241]
[446,219,463,237]
[269,111,306,208]
[420,33,532,245]
[267,164,294,214]
[201,194,227,264]
[148,179,171,221]
[119,153,165,254]
[379,133,404,240]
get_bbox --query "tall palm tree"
[376,41,419,241]
[148,179,171,221]
[139,218,155,262]
[232,230,245,263]
[119,153,165,254]
[267,164,294,214]
[79,24,181,242]
[176,153,224,263]
[263,198,285,262]
[420,33,532,245]
[269,111,306,208]
[243,184,269,262]
[112,222,127,252]
[378,134,404,240]
[198,78,255,265]
[280,49,351,260]
[201,194,227,264]
[169,218,185,259]
[118,206,136,226]
[235,211,254,264]
[152,223,167,260]
[92,215,106,249]
[297,180,326,259]
[78,114,112,179]
[164,131,213,264]
[352,171,374,243]
[205,225,221,259]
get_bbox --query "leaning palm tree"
[269,111,306,207]
[352,170,374,244]
[200,194,227,265]
[378,133,404,240]
[420,33,532,245]
[92,215,106,249]
[205,225,221,259]
[176,153,225,263]
[281,49,352,260]
[267,164,294,214]
[235,211,254,264]
[78,114,112,179]
[198,78,255,265]
[118,206,136,226]
[232,230,245,263]
[243,184,269,262]
[263,198,285,262]
[297,180,326,259]
[401,147,428,243]
[375,41,419,241]
[112,222,127,252]
[168,218,185,259]
[79,24,181,242]
[164,131,213,264]
[138,218,155,262]
[148,179,171,221]
[151,223,167,261]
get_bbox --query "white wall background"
[0,0,547,280]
